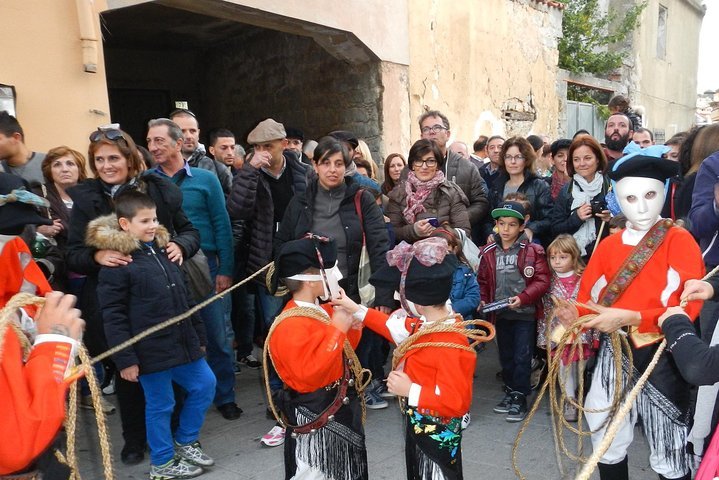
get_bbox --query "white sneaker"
[461,412,471,430]
[260,425,285,447]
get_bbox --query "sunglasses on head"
[89,128,125,143]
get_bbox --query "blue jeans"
[256,285,287,391]
[139,359,216,465]
[202,254,236,406]
[496,318,535,396]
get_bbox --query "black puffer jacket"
[444,150,490,225]
[489,171,552,245]
[88,215,206,374]
[66,173,200,355]
[274,176,390,305]
[226,151,307,277]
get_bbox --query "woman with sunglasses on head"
[487,136,552,246]
[65,127,200,465]
[386,139,470,244]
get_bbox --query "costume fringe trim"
[598,340,690,474]
[294,407,367,480]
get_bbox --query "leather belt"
[289,357,354,436]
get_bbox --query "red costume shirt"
[269,300,366,393]
[578,226,704,335]
[364,309,476,419]
[0,235,72,474]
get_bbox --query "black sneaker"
[493,392,513,414]
[506,392,527,423]
[120,443,145,465]
[217,403,243,420]
[238,355,261,369]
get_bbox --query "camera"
[590,198,608,215]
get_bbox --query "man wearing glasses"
[419,110,489,240]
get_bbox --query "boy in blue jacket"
[91,190,216,480]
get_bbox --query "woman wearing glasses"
[549,135,610,259]
[488,136,552,246]
[386,139,470,243]
[65,127,200,465]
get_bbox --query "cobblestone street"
[75,342,656,480]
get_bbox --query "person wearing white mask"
[556,152,704,480]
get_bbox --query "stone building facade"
[1,0,566,166]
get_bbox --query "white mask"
[615,176,665,231]
[288,263,343,301]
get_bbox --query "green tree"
[558,0,646,75]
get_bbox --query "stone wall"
[407,0,564,144]
[200,26,383,157]
[619,0,704,138]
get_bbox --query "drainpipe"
[76,0,98,73]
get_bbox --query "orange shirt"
[364,310,476,419]
[0,235,70,474]
[0,329,73,474]
[269,300,363,393]
[578,226,705,333]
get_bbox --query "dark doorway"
[100,2,381,152]
[108,88,170,145]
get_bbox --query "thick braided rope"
[0,292,38,361]
[574,264,719,480]
[0,293,113,479]
[65,262,273,381]
[263,306,372,428]
[391,317,496,371]
[512,312,632,480]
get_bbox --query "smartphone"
[427,217,439,228]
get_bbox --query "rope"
[0,262,273,479]
[573,263,719,480]
[390,317,496,371]
[0,293,114,480]
[262,306,372,427]
[65,262,273,382]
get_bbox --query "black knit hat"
[271,234,337,293]
[285,127,305,142]
[0,173,53,235]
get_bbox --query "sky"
[697,1,718,93]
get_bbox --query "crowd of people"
[2,93,719,480]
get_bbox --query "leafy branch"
[558,0,647,75]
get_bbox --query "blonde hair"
[355,139,377,179]
[547,234,584,274]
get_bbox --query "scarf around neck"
[570,173,604,256]
[402,170,445,224]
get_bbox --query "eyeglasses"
[413,158,438,168]
[420,125,448,134]
[504,154,525,163]
[89,128,126,143]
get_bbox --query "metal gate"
[566,100,604,139]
